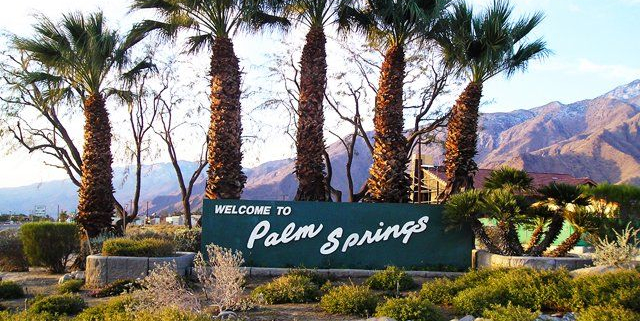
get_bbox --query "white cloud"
[577,59,640,81]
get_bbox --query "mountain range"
[1,79,639,216]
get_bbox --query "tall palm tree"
[14,12,151,237]
[339,0,451,203]
[285,0,344,201]
[528,183,591,256]
[436,1,548,200]
[131,0,289,200]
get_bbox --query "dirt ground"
[1,271,454,321]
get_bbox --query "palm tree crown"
[436,0,549,83]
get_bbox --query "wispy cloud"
[577,59,640,81]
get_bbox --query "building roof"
[424,167,597,188]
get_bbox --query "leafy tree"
[339,0,451,202]
[437,0,548,200]
[130,0,289,200]
[14,12,152,237]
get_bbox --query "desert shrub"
[173,228,201,252]
[0,281,25,299]
[102,238,174,257]
[29,294,86,315]
[365,266,416,292]
[88,232,118,255]
[0,311,60,321]
[320,285,379,316]
[20,222,79,273]
[420,268,507,305]
[570,270,640,311]
[451,268,572,315]
[193,244,247,311]
[75,295,138,321]
[252,274,320,304]
[375,296,445,321]
[576,305,640,321]
[590,223,640,267]
[285,269,329,286]
[482,304,539,321]
[132,262,200,312]
[0,229,29,272]
[89,279,141,298]
[57,279,84,294]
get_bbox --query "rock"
[459,316,475,321]
[364,318,396,321]
[569,265,625,277]
[58,273,73,284]
[70,271,85,280]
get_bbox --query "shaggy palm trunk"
[471,219,501,253]
[525,222,545,253]
[294,26,328,201]
[441,82,482,201]
[76,94,115,238]
[496,222,523,256]
[364,44,409,203]
[205,37,246,200]
[547,231,582,257]
[529,215,564,256]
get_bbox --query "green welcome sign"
[202,200,474,269]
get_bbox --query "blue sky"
[0,0,639,188]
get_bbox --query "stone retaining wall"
[473,249,592,270]
[86,252,196,286]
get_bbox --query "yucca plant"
[444,189,500,253]
[436,0,548,200]
[13,12,152,237]
[528,183,591,256]
[339,0,451,202]
[130,0,289,199]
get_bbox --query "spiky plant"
[339,0,451,202]
[546,205,601,257]
[436,0,548,200]
[285,0,346,201]
[443,189,500,253]
[483,166,533,192]
[13,12,151,237]
[480,188,528,255]
[522,205,554,254]
[131,0,289,199]
[528,183,591,256]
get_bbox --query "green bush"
[482,304,539,321]
[89,279,141,298]
[365,266,416,292]
[420,268,507,305]
[0,281,25,300]
[576,305,640,321]
[252,274,320,304]
[0,311,60,321]
[58,279,84,294]
[75,295,138,321]
[375,296,445,321]
[570,270,640,311]
[20,222,79,273]
[173,228,201,252]
[451,268,572,315]
[29,294,86,315]
[0,229,29,272]
[101,238,175,257]
[285,269,329,286]
[320,285,379,316]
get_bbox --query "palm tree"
[131,0,289,200]
[284,0,344,201]
[546,205,601,257]
[483,166,533,192]
[528,183,591,256]
[444,189,500,253]
[14,12,151,237]
[480,188,528,255]
[339,0,451,202]
[436,1,548,200]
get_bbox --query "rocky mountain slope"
[1,80,639,216]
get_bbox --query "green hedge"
[375,296,445,321]
[570,270,640,311]
[20,222,79,273]
[576,305,640,321]
[29,294,86,315]
[365,266,416,292]
[482,304,539,321]
[0,229,29,272]
[320,285,379,316]
[101,238,175,257]
[0,281,25,300]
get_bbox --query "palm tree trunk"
[529,215,564,256]
[295,26,328,201]
[205,37,246,200]
[364,44,409,203]
[76,93,115,238]
[525,222,545,253]
[471,219,501,254]
[441,81,482,201]
[546,231,581,257]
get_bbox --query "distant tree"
[437,1,549,200]
[13,12,152,237]
[483,167,533,192]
